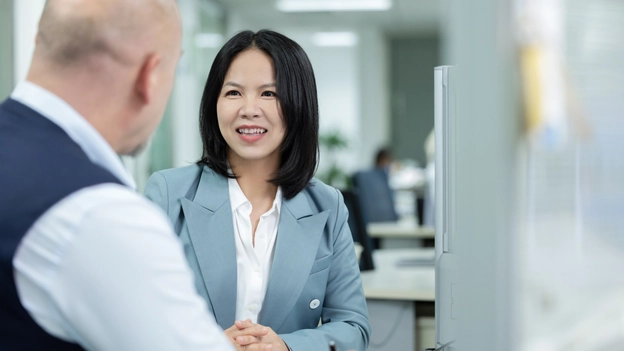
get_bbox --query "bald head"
[26,0,183,156]
[36,0,180,67]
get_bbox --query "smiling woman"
[198,30,320,200]
[144,30,371,351]
[216,49,286,172]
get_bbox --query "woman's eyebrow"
[223,81,242,88]
[222,82,276,89]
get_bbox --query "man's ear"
[135,53,161,104]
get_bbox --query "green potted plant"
[318,130,350,189]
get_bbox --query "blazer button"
[309,299,320,309]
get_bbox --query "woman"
[145,30,370,351]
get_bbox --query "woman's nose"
[240,97,261,118]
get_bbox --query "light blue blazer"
[145,165,371,351]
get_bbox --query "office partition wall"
[433,65,458,350]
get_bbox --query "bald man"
[0,0,238,350]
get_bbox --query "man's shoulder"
[54,183,169,226]
[66,183,151,210]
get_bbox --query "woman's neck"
[229,157,279,203]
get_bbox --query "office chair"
[351,169,399,223]
[340,189,375,271]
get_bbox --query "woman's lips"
[236,127,267,143]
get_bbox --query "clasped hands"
[225,319,289,351]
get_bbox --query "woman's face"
[216,49,286,168]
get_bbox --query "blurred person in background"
[374,147,393,176]
[145,29,371,351]
[0,0,234,349]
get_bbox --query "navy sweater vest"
[0,98,122,350]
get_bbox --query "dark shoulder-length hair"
[197,29,319,200]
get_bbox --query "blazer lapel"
[180,168,237,328]
[259,191,329,330]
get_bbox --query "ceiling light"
[277,0,392,12]
[312,32,359,47]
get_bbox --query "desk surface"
[367,217,435,239]
[360,248,435,301]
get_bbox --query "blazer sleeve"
[280,189,371,351]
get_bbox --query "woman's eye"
[261,91,277,97]
[224,90,240,96]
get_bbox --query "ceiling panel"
[212,0,441,35]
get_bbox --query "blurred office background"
[2,0,624,350]
[0,0,442,198]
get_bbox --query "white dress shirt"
[10,81,234,351]
[228,178,282,323]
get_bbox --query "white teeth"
[237,128,267,135]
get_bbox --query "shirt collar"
[227,177,282,215]
[10,81,136,189]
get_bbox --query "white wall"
[358,27,390,168]
[281,29,361,176]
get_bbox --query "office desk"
[367,217,435,249]
[361,248,435,300]
[361,249,435,351]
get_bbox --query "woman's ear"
[134,53,161,104]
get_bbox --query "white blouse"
[228,177,282,323]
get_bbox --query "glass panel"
[517,1,624,349]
